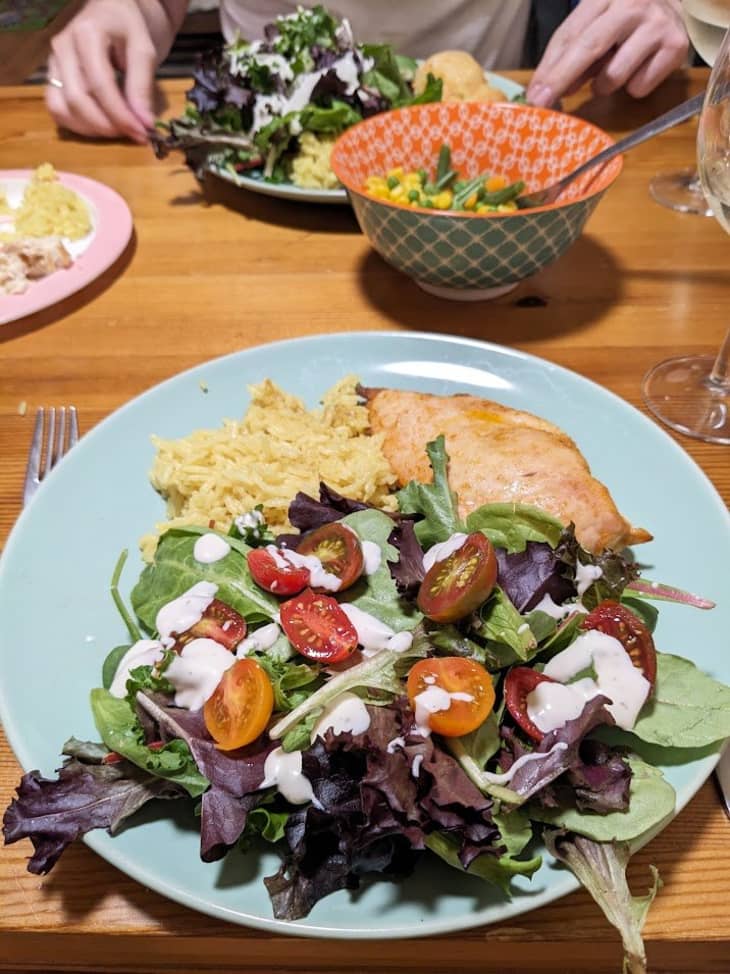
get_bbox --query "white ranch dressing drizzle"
[361,540,382,575]
[266,544,341,592]
[236,622,281,658]
[387,736,406,754]
[261,747,317,805]
[575,562,604,597]
[311,692,371,741]
[413,686,474,737]
[165,637,236,710]
[422,532,468,574]
[109,639,165,698]
[193,533,231,564]
[480,742,569,785]
[339,603,413,656]
[235,509,264,531]
[411,754,423,778]
[156,581,218,649]
[532,593,574,620]
[529,630,651,732]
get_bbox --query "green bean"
[479,180,525,206]
[435,144,451,183]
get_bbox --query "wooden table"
[1,70,729,974]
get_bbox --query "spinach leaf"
[631,653,730,747]
[360,43,413,103]
[477,587,536,662]
[466,504,564,553]
[131,530,277,633]
[396,436,464,547]
[528,755,675,842]
[254,654,322,713]
[342,509,422,631]
[90,689,209,798]
[102,644,130,691]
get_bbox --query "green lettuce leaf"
[477,587,537,662]
[90,688,209,798]
[131,529,278,633]
[396,436,464,547]
[466,503,564,553]
[528,755,675,842]
[632,653,730,748]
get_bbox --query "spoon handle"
[556,91,706,191]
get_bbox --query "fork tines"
[23,406,79,505]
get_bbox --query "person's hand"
[45,0,158,142]
[527,0,689,107]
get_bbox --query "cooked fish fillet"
[362,388,651,554]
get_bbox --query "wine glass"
[649,0,729,215]
[642,22,730,443]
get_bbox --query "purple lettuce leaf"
[283,482,372,541]
[386,519,425,598]
[2,743,185,874]
[495,541,576,613]
[136,695,273,862]
[499,696,620,805]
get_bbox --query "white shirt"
[220,1,532,69]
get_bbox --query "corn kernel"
[389,184,405,200]
[386,167,405,181]
[432,190,453,210]
[464,193,478,211]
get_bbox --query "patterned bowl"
[330,101,622,300]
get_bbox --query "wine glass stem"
[708,329,730,388]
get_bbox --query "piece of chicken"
[362,388,651,554]
[414,50,506,103]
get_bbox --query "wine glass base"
[649,168,714,216]
[643,355,730,444]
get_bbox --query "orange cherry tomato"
[406,657,495,737]
[279,588,358,663]
[581,600,657,689]
[503,666,559,742]
[203,658,274,751]
[296,522,364,592]
[417,532,498,623]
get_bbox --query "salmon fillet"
[362,388,651,554]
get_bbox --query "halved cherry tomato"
[203,658,274,751]
[176,598,246,652]
[279,588,358,663]
[581,600,657,689]
[503,667,559,742]
[296,522,365,592]
[417,532,498,623]
[406,657,495,737]
[247,547,310,597]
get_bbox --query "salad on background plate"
[151,5,523,204]
[3,378,730,974]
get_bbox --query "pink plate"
[0,170,133,326]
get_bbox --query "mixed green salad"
[152,5,442,184]
[4,435,730,974]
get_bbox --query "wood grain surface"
[1,71,729,974]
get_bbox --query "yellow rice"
[12,163,91,240]
[141,376,397,560]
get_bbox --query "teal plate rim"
[0,331,727,939]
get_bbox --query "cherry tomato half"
[296,522,365,592]
[417,532,498,624]
[406,657,495,737]
[279,587,358,663]
[247,547,311,597]
[503,667,559,742]
[203,658,274,751]
[178,598,246,652]
[581,600,657,689]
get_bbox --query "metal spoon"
[517,91,706,209]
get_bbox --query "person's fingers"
[625,39,689,98]
[591,28,661,96]
[47,35,118,138]
[71,20,148,142]
[46,59,100,137]
[117,35,157,130]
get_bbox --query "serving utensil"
[518,91,706,208]
[23,406,79,505]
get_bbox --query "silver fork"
[23,407,79,505]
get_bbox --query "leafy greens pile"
[152,5,441,183]
[4,435,730,974]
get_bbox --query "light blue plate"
[209,72,525,204]
[1,332,728,938]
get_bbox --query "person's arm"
[45,0,188,142]
[526,0,689,107]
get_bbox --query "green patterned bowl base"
[415,280,519,301]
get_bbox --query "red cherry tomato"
[203,658,274,751]
[406,657,495,737]
[417,532,498,623]
[279,588,358,663]
[177,598,246,651]
[247,547,311,596]
[581,600,657,689]
[503,667,559,742]
[296,522,364,592]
